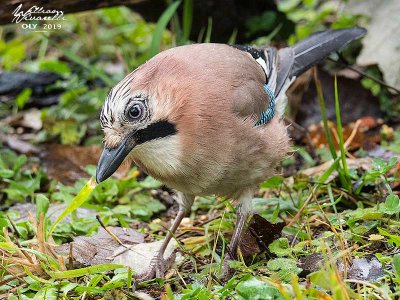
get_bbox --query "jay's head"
[95,59,179,184]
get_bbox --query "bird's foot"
[220,253,235,281]
[135,251,176,283]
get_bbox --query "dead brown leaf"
[56,227,146,266]
[4,108,42,130]
[338,256,385,282]
[56,227,178,276]
[298,253,324,276]
[239,214,285,261]
[41,144,130,184]
[307,117,382,151]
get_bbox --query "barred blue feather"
[255,84,275,126]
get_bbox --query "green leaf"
[15,88,32,110]
[393,254,400,278]
[267,258,302,283]
[385,194,399,212]
[236,277,284,300]
[319,157,340,184]
[51,120,87,145]
[0,169,14,178]
[4,176,42,202]
[372,157,397,173]
[150,1,181,57]
[138,176,162,189]
[260,176,284,189]
[378,227,400,247]
[278,0,302,13]
[39,59,70,75]
[180,283,213,299]
[48,264,124,279]
[48,178,96,236]
[91,179,120,203]
[61,283,78,296]
[346,207,384,227]
[245,11,277,36]
[36,194,50,220]
[309,269,331,290]
[0,217,8,229]
[1,39,25,70]
[269,238,293,257]
[114,193,165,221]
[13,155,27,172]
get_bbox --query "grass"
[1,118,399,299]
[0,3,400,300]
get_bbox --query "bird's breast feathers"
[129,117,290,197]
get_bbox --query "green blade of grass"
[47,178,96,237]
[227,29,238,45]
[314,71,337,160]
[314,70,348,188]
[47,264,124,279]
[288,157,339,227]
[127,267,133,289]
[150,1,181,57]
[23,266,51,284]
[18,248,61,270]
[319,157,340,184]
[197,27,205,43]
[0,242,16,251]
[182,0,193,43]
[204,17,213,43]
[334,75,351,191]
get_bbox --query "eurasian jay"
[95,27,366,280]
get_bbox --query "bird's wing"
[272,27,366,118]
[234,28,367,121]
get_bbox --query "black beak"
[96,137,135,183]
[96,120,177,183]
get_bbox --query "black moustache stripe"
[135,120,177,144]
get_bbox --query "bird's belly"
[145,155,276,198]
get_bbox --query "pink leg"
[137,193,194,281]
[221,189,254,279]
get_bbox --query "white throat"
[131,135,182,177]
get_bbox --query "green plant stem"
[182,0,193,43]
[314,72,337,159]
[334,75,351,191]
[314,70,348,189]
[150,1,181,57]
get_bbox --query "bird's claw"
[220,253,235,281]
[135,251,176,283]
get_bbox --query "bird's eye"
[128,103,143,120]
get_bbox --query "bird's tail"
[267,27,366,118]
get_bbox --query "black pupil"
[129,105,141,119]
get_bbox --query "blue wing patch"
[255,84,275,126]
